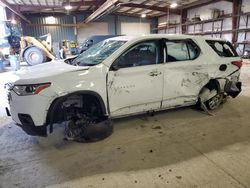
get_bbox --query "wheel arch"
[198,78,225,104]
[200,78,222,93]
[46,91,108,133]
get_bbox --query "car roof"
[108,34,227,42]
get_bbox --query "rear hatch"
[206,40,242,97]
[206,40,242,75]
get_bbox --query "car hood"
[14,60,89,83]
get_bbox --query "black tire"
[205,92,224,110]
[83,120,113,142]
[64,119,113,143]
[24,46,46,66]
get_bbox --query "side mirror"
[111,63,119,71]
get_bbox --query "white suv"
[5,34,242,138]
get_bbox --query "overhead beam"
[84,0,120,23]
[24,10,94,16]
[136,2,166,15]
[12,5,61,12]
[120,0,150,15]
[182,0,232,9]
[28,23,78,27]
[0,0,31,23]
[62,0,100,7]
[120,3,181,14]
[15,0,106,11]
[113,12,154,19]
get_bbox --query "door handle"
[149,70,161,77]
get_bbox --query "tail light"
[231,60,243,69]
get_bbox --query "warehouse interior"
[1,0,250,56]
[1,0,250,187]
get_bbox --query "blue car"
[78,35,120,53]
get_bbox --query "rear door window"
[206,40,238,57]
[165,40,200,62]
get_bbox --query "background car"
[78,35,120,53]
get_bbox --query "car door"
[107,39,164,117]
[162,39,209,108]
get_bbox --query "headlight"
[13,83,51,96]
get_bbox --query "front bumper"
[6,90,51,136]
[17,113,47,136]
[17,123,47,136]
[7,90,50,125]
[5,106,48,136]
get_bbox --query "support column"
[232,0,242,46]
[114,15,118,35]
[181,9,187,34]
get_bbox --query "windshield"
[72,40,126,66]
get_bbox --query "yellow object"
[70,41,77,48]
[20,33,55,63]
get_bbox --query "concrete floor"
[0,62,250,188]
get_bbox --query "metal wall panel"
[22,14,156,43]
[77,22,109,44]
[22,15,76,43]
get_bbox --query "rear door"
[162,39,209,108]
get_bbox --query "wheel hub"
[29,52,39,62]
[207,94,223,110]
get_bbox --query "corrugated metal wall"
[75,14,157,35]
[21,14,157,43]
[22,15,75,43]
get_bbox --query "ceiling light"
[64,0,72,10]
[46,16,56,24]
[11,19,17,24]
[170,3,178,8]
[141,13,146,18]
[65,5,72,10]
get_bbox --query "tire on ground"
[197,79,225,111]
[205,92,223,110]
[24,46,46,66]
[83,120,113,142]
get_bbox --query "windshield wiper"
[77,62,95,66]
[65,57,78,65]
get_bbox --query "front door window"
[114,40,162,69]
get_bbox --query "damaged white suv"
[5,34,242,139]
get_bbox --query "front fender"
[46,90,108,133]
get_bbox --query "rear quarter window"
[206,40,238,57]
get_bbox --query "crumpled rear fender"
[199,78,241,102]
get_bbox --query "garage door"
[77,22,109,44]
[121,22,150,35]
